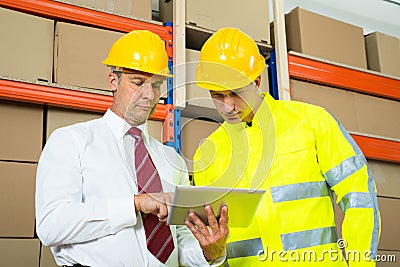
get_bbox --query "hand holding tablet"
[167,186,266,228]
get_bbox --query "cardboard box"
[183,49,223,121]
[148,119,163,143]
[46,106,163,142]
[54,22,124,90]
[131,0,152,20]
[369,160,400,199]
[40,245,58,267]
[0,100,43,162]
[46,106,103,140]
[185,49,216,110]
[355,93,400,140]
[184,0,269,43]
[0,7,54,82]
[365,32,400,77]
[290,80,358,132]
[290,79,400,140]
[158,0,172,23]
[0,161,37,237]
[378,197,400,250]
[181,117,220,173]
[283,7,367,68]
[57,0,152,20]
[0,238,40,267]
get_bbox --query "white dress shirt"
[36,109,222,267]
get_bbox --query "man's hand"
[185,205,229,262]
[134,192,173,222]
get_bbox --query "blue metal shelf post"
[163,22,182,154]
[267,49,279,100]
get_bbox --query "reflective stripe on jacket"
[193,94,380,267]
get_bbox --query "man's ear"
[108,72,119,92]
[254,75,261,88]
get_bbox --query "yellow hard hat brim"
[195,61,263,91]
[103,61,173,78]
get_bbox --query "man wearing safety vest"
[192,27,380,266]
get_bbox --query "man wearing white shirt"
[35,30,228,267]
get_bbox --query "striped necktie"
[128,127,174,264]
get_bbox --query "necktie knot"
[128,127,142,141]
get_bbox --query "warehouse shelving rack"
[268,51,400,164]
[1,0,399,162]
[268,0,400,164]
[0,0,181,151]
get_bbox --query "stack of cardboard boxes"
[0,99,43,266]
[0,7,49,266]
[333,159,400,267]
[0,2,157,266]
[279,7,368,68]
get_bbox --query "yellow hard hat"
[196,27,265,90]
[103,30,172,77]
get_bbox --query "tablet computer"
[167,186,265,228]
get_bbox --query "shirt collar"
[103,109,151,143]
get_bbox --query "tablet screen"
[167,186,265,228]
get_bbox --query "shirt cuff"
[208,252,227,266]
[106,196,137,232]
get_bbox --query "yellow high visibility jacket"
[193,94,380,266]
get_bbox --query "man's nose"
[141,83,155,100]
[223,94,235,108]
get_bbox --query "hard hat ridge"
[103,30,172,77]
[196,27,265,91]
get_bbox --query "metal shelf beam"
[288,54,400,101]
[0,0,170,40]
[0,78,168,120]
[352,134,400,164]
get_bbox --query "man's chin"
[223,116,242,124]
[125,113,149,126]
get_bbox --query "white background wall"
[269,0,400,37]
